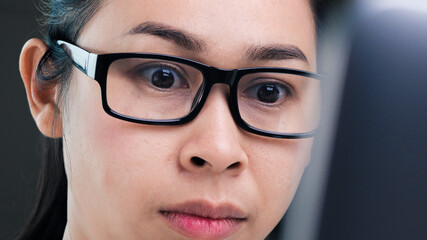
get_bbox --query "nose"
[178,84,249,176]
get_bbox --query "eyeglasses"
[57,40,323,139]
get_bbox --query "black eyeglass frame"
[57,40,324,139]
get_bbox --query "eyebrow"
[246,44,309,63]
[126,22,206,52]
[126,21,309,64]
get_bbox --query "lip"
[160,200,247,239]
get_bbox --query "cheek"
[247,137,312,228]
[62,72,182,228]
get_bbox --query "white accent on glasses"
[56,40,98,79]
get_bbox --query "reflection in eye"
[242,79,294,105]
[131,63,189,90]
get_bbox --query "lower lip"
[161,211,244,239]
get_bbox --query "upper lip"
[160,200,248,220]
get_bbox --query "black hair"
[17,1,328,239]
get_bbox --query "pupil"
[152,69,174,88]
[257,84,279,103]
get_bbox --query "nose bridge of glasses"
[207,67,237,86]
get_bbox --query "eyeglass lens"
[106,58,320,134]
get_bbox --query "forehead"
[78,0,316,68]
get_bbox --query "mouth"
[159,200,247,239]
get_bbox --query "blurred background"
[283,1,427,240]
[0,1,43,239]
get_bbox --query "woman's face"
[62,0,316,239]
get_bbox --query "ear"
[20,38,63,138]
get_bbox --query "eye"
[243,81,293,104]
[132,63,189,90]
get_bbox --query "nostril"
[227,162,240,169]
[191,157,206,167]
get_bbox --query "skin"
[20,0,316,239]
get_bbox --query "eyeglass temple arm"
[56,40,98,79]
